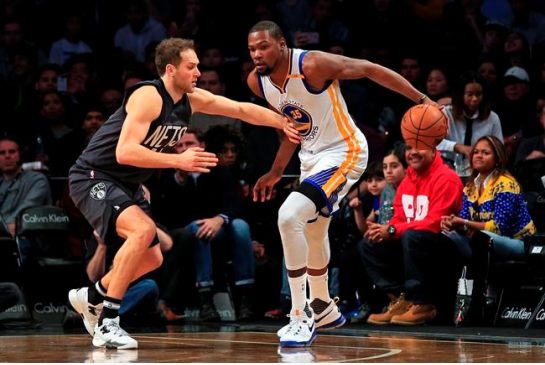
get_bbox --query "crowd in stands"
[1,0,545,327]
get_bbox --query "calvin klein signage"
[495,286,545,328]
[22,213,69,224]
[17,205,70,232]
[500,306,533,320]
[535,308,545,321]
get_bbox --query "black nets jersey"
[74,79,191,185]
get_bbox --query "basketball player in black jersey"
[67,38,296,349]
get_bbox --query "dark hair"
[122,68,148,85]
[0,135,19,147]
[155,38,195,76]
[467,135,511,188]
[363,161,384,180]
[83,104,107,117]
[384,144,407,168]
[184,126,205,142]
[204,125,243,155]
[199,66,225,84]
[399,52,423,67]
[425,65,452,100]
[199,43,224,55]
[35,63,60,79]
[127,0,147,12]
[249,20,285,40]
[63,53,93,73]
[451,71,491,121]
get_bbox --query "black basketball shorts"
[69,170,151,246]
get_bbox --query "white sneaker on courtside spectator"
[310,297,346,330]
[68,287,103,336]
[92,317,138,349]
[279,309,316,348]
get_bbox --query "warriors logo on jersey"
[281,104,313,137]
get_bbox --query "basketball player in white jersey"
[247,21,436,347]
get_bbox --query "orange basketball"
[401,104,448,150]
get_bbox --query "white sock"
[308,272,330,303]
[288,273,308,314]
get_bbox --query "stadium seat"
[15,205,87,309]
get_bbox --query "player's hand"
[196,217,223,240]
[421,94,443,109]
[176,147,218,173]
[253,170,282,202]
[283,118,301,144]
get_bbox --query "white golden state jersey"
[258,48,368,214]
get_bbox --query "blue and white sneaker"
[279,309,316,348]
[68,287,102,336]
[310,297,346,330]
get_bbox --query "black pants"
[359,230,461,305]
[159,227,197,309]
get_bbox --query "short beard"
[256,66,272,75]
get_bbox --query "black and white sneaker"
[68,287,102,336]
[92,317,138,349]
[310,297,346,330]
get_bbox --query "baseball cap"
[504,66,530,83]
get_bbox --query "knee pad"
[278,192,319,232]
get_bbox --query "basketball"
[401,104,448,150]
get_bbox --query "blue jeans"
[443,230,525,261]
[119,279,159,316]
[188,218,255,288]
[483,231,525,260]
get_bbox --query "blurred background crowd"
[1,0,545,327]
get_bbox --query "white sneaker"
[277,298,345,338]
[68,287,103,336]
[92,317,138,349]
[310,297,346,330]
[276,319,290,338]
[86,349,139,363]
[277,346,316,362]
[279,309,316,348]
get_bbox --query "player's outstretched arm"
[302,51,429,105]
[188,87,288,130]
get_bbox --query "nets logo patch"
[90,182,107,200]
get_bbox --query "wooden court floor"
[1,329,545,362]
